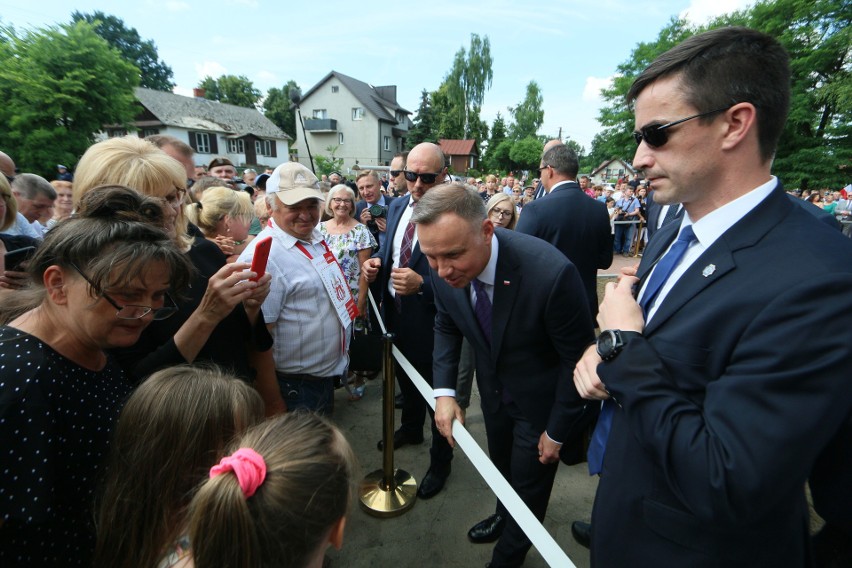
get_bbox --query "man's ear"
[43,265,70,305]
[720,102,758,152]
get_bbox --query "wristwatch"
[596,330,642,361]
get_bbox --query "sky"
[0,0,753,152]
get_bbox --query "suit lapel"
[491,234,522,359]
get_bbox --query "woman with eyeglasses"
[0,185,193,567]
[486,193,518,230]
[320,184,377,400]
[72,137,285,415]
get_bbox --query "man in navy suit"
[362,142,454,500]
[516,143,612,319]
[355,169,395,253]
[416,184,595,568]
[572,27,852,566]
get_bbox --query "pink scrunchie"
[209,448,267,498]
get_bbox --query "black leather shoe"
[468,514,505,543]
[417,465,450,499]
[571,521,591,549]
[376,429,423,451]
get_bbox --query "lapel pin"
[503,280,511,285]
[702,264,716,277]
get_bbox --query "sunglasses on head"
[403,171,442,184]
[633,105,732,148]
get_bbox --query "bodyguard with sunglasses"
[571,27,852,567]
[362,142,457,500]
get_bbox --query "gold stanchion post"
[359,332,417,517]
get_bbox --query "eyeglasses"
[390,170,402,177]
[162,188,186,207]
[331,197,352,204]
[403,171,442,184]
[70,262,178,321]
[537,165,550,176]
[633,105,732,148]
[3,174,14,184]
[490,208,514,219]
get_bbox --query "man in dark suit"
[644,188,683,242]
[362,142,454,500]
[516,144,612,319]
[572,27,852,566]
[355,169,395,253]
[415,184,595,568]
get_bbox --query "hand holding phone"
[250,236,272,282]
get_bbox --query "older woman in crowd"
[0,186,193,567]
[72,136,284,415]
[186,186,255,262]
[47,180,74,229]
[486,193,518,230]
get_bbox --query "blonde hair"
[187,412,357,568]
[186,186,254,238]
[486,192,518,230]
[73,136,192,249]
[324,183,356,217]
[0,175,16,231]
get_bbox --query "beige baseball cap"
[267,162,323,205]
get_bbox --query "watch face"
[597,330,616,358]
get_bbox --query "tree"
[491,139,515,173]
[509,136,544,171]
[315,145,343,177]
[590,0,851,188]
[71,11,174,91]
[263,80,300,139]
[481,112,508,172]
[0,21,139,177]
[408,89,437,146]
[431,82,465,140]
[509,81,544,140]
[443,33,494,138]
[198,75,261,109]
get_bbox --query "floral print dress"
[320,222,377,305]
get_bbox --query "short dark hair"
[627,26,790,162]
[542,144,579,178]
[411,182,485,227]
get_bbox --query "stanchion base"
[359,468,417,518]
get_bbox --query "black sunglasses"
[537,165,551,176]
[403,171,442,184]
[389,170,402,177]
[633,106,732,148]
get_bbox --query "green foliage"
[443,33,493,138]
[263,80,300,139]
[491,139,515,173]
[509,81,544,140]
[509,137,543,171]
[408,89,437,146]
[481,112,508,172]
[315,145,343,177]
[432,82,465,140]
[71,11,174,91]
[0,21,139,177]
[198,75,261,109]
[590,0,851,188]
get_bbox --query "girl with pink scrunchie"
[179,412,357,568]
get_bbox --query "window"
[396,111,405,123]
[142,128,160,137]
[195,132,210,153]
[338,132,344,145]
[383,136,390,151]
[352,107,364,120]
[312,109,328,119]
[255,140,273,156]
[227,139,245,153]
[109,128,128,138]
[331,85,339,93]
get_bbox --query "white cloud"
[583,75,619,102]
[195,61,228,80]
[680,0,754,24]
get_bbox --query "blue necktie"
[587,225,696,475]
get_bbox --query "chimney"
[193,88,206,99]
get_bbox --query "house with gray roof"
[291,71,412,173]
[102,87,291,168]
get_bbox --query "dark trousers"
[396,360,453,469]
[483,400,559,568]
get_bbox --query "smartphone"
[250,236,272,282]
[4,246,36,272]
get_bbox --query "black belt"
[276,372,339,382]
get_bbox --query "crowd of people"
[1,25,851,568]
